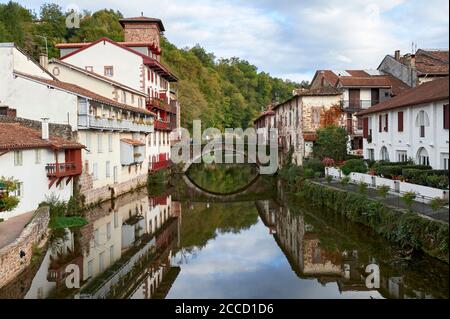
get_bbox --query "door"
[371,89,380,106]
[348,89,360,109]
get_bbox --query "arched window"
[415,110,430,138]
[417,147,430,166]
[380,146,390,161]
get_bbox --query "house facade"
[0,122,83,220]
[378,49,449,87]
[358,77,449,169]
[254,106,275,145]
[310,70,410,154]
[55,16,179,172]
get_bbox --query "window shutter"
[379,115,382,132]
[444,104,449,129]
[398,111,404,132]
[385,114,389,132]
[363,117,369,138]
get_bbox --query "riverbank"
[290,179,449,263]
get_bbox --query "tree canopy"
[313,125,348,161]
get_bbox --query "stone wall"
[0,114,75,141]
[0,206,49,289]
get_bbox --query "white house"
[0,44,156,205]
[0,122,84,220]
[55,16,179,172]
[358,77,449,169]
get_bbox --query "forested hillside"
[0,1,307,129]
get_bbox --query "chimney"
[119,16,165,49]
[394,50,401,61]
[41,118,49,140]
[410,54,416,69]
[39,53,48,69]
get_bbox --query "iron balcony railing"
[78,115,154,133]
[340,100,380,112]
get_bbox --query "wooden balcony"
[46,162,82,188]
[154,119,170,131]
[146,97,170,112]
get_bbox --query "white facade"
[0,148,73,220]
[363,100,449,169]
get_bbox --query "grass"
[51,216,88,230]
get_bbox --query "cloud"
[17,0,449,82]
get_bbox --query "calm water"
[1,165,448,299]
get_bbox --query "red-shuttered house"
[358,77,449,169]
[0,122,84,220]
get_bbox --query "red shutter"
[363,117,369,138]
[398,111,404,132]
[444,104,449,129]
[385,114,389,132]
[379,115,382,132]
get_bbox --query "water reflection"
[1,177,448,299]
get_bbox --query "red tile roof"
[357,77,449,116]
[14,72,156,117]
[294,86,341,96]
[337,76,392,88]
[398,50,449,76]
[0,123,84,150]
[119,16,165,31]
[254,109,275,123]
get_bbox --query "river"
[0,164,448,299]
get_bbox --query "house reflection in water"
[11,189,181,299]
[255,198,437,299]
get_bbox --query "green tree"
[313,125,348,161]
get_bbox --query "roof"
[254,109,275,123]
[48,59,147,97]
[396,49,449,76]
[57,37,177,82]
[14,72,156,117]
[120,138,145,146]
[119,16,165,32]
[294,86,341,96]
[56,40,161,55]
[357,77,449,116]
[0,123,84,151]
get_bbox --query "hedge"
[402,169,449,189]
[376,164,431,177]
[294,181,449,262]
[341,159,368,176]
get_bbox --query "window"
[104,66,114,77]
[312,107,321,124]
[86,133,91,151]
[138,98,143,108]
[35,149,41,164]
[380,146,390,161]
[121,91,127,104]
[416,110,430,138]
[108,134,113,152]
[367,149,375,161]
[99,252,105,272]
[417,147,430,166]
[131,94,135,104]
[384,114,389,132]
[15,182,24,197]
[110,245,115,264]
[444,104,449,129]
[106,161,111,178]
[114,212,119,228]
[87,260,93,278]
[92,163,98,180]
[14,151,23,166]
[94,228,99,246]
[85,66,93,72]
[398,111,404,132]
[98,135,103,153]
[441,153,449,170]
[397,151,408,162]
[106,222,111,240]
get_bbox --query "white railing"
[78,115,153,133]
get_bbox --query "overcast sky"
[8,0,450,82]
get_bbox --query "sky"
[7,0,450,83]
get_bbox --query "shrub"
[429,197,448,212]
[304,168,315,179]
[326,175,333,184]
[358,181,368,194]
[402,192,417,211]
[304,158,325,174]
[340,176,350,185]
[314,172,322,179]
[402,169,449,189]
[377,185,390,198]
[345,154,364,160]
[322,157,335,167]
[341,159,367,176]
